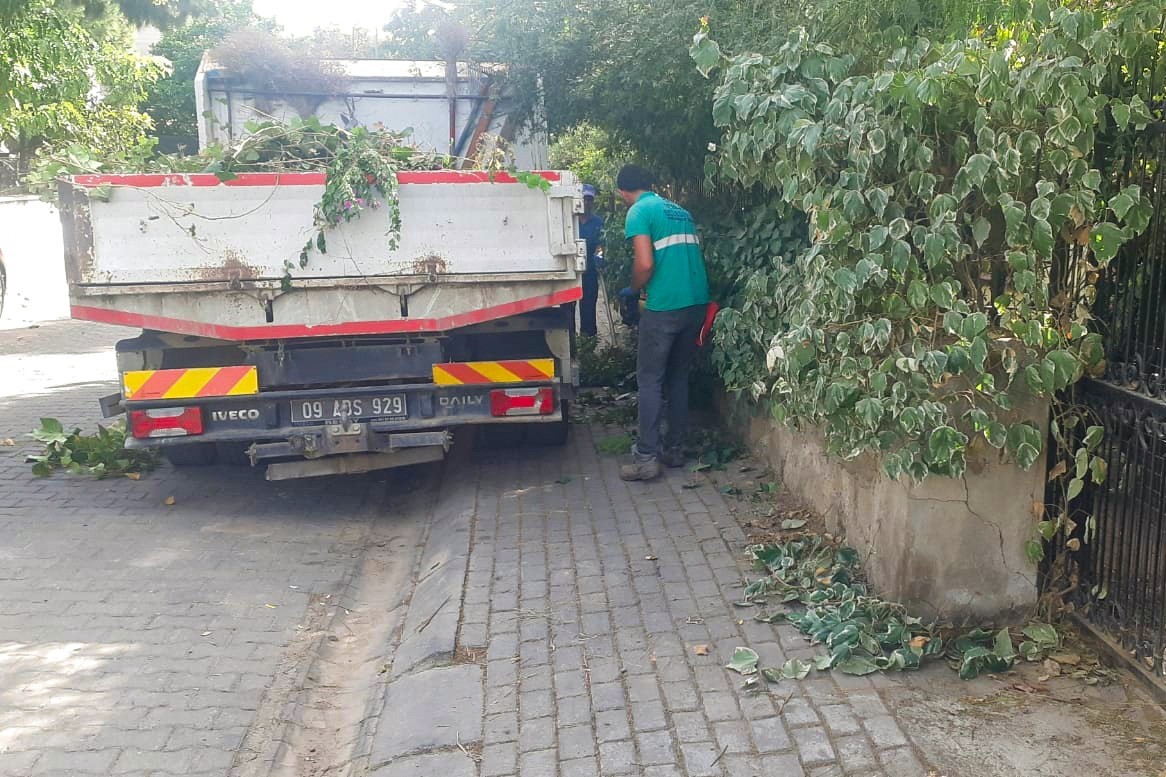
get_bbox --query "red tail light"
[489,388,555,417]
[129,407,203,439]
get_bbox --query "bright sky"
[252,0,413,36]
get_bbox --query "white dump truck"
[57,58,584,479]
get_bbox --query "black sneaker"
[659,447,686,468]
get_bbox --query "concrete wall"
[728,397,1044,621]
[0,196,69,327]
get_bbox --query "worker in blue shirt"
[578,184,606,337]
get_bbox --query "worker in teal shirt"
[615,164,709,481]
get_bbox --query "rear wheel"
[163,443,218,467]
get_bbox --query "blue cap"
[582,184,597,198]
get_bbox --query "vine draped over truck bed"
[30,116,552,288]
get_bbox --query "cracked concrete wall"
[726,397,1043,620]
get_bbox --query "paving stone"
[591,681,627,712]
[520,689,554,719]
[783,696,822,727]
[661,680,700,711]
[631,699,668,732]
[818,704,863,736]
[557,693,593,727]
[559,723,597,760]
[721,755,764,776]
[484,710,518,743]
[750,716,792,753]
[671,710,713,742]
[759,753,808,776]
[519,716,555,754]
[481,741,518,777]
[792,726,838,766]
[835,734,879,773]
[713,720,754,754]
[598,739,638,775]
[518,748,558,777]
[642,765,684,777]
[561,755,600,777]
[636,729,677,765]
[702,690,740,722]
[371,665,484,762]
[596,709,631,743]
[807,765,845,777]
[863,714,909,749]
[681,740,727,777]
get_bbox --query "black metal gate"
[1069,119,1166,680]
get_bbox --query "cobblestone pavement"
[0,322,399,776]
[1,320,1161,777]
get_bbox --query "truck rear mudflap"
[123,380,563,478]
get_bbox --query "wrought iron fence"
[1067,115,1166,680]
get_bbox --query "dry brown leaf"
[1047,461,1067,480]
[0,439,15,447]
[693,644,710,656]
[125,472,141,481]
[909,635,930,650]
[163,496,176,506]
[1031,500,1046,519]
[1042,658,1062,677]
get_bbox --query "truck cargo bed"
[59,170,584,340]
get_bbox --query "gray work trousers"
[635,304,706,459]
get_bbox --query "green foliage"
[548,123,631,198]
[739,535,1069,684]
[596,433,634,455]
[28,418,159,478]
[693,3,1161,480]
[142,0,265,147]
[1,0,167,158]
[0,0,210,29]
[579,336,637,389]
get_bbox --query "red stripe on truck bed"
[72,286,583,342]
[70,171,563,187]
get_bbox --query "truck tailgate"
[59,170,584,339]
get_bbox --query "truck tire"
[163,443,218,467]
[525,401,570,447]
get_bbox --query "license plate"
[290,394,407,424]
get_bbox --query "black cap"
[616,165,654,192]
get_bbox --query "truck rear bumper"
[123,380,565,452]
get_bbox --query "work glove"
[618,288,641,327]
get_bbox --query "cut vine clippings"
[34,116,555,291]
[725,535,1106,687]
[691,2,1161,571]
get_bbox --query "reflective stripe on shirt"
[652,233,700,251]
